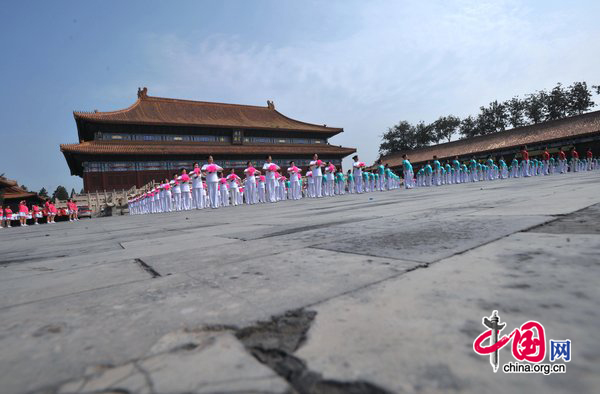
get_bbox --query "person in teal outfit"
[402,154,414,189]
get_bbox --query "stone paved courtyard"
[1,171,599,394]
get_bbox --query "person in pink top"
[67,199,76,222]
[4,206,13,227]
[17,201,29,227]
[32,204,41,225]
[47,200,57,224]
[72,200,79,221]
[0,206,4,229]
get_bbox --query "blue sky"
[1,0,599,194]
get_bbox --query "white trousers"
[266,178,277,202]
[355,176,363,193]
[173,192,182,211]
[207,182,219,208]
[291,181,300,200]
[192,188,204,209]
[245,179,256,204]
[181,191,191,210]
[314,176,323,197]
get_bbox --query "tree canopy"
[52,186,69,201]
[379,81,598,157]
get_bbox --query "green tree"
[545,83,568,121]
[525,91,547,124]
[80,188,85,194]
[593,85,600,95]
[70,188,76,198]
[20,185,28,191]
[505,96,527,128]
[459,116,479,138]
[379,121,417,156]
[432,115,461,143]
[414,121,435,147]
[566,81,595,116]
[52,186,69,201]
[38,187,48,198]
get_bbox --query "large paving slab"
[57,330,290,394]
[296,232,600,394]
[0,170,599,393]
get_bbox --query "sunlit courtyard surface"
[1,171,599,394]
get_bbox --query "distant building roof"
[381,110,600,167]
[0,176,41,202]
[74,88,343,136]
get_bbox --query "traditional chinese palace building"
[62,88,355,192]
[380,110,600,170]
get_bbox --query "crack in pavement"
[235,309,393,394]
[134,258,162,278]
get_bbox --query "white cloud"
[139,0,600,169]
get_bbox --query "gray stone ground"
[1,171,599,394]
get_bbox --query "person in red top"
[586,147,593,170]
[520,145,530,177]
[571,147,579,173]
[32,204,41,225]
[558,148,567,173]
[542,147,550,175]
[0,206,4,229]
[18,201,29,227]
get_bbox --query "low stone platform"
[1,171,599,393]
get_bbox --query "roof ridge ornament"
[137,87,148,99]
[267,100,275,110]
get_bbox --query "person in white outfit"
[179,169,192,210]
[201,156,223,209]
[262,156,280,203]
[287,161,302,200]
[352,155,364,193]
[306,171,314,198]
[324,162,335,197]
[191,162,204,209]
[161,178,173,212]
[218,173,229,207]
[171,173,182,211]
[258,176,266,203]
[309,154,324,198]
[227,168,241,206]
[244,161,258,204]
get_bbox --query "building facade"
[380,110,600,170]
[62,88,356,192]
